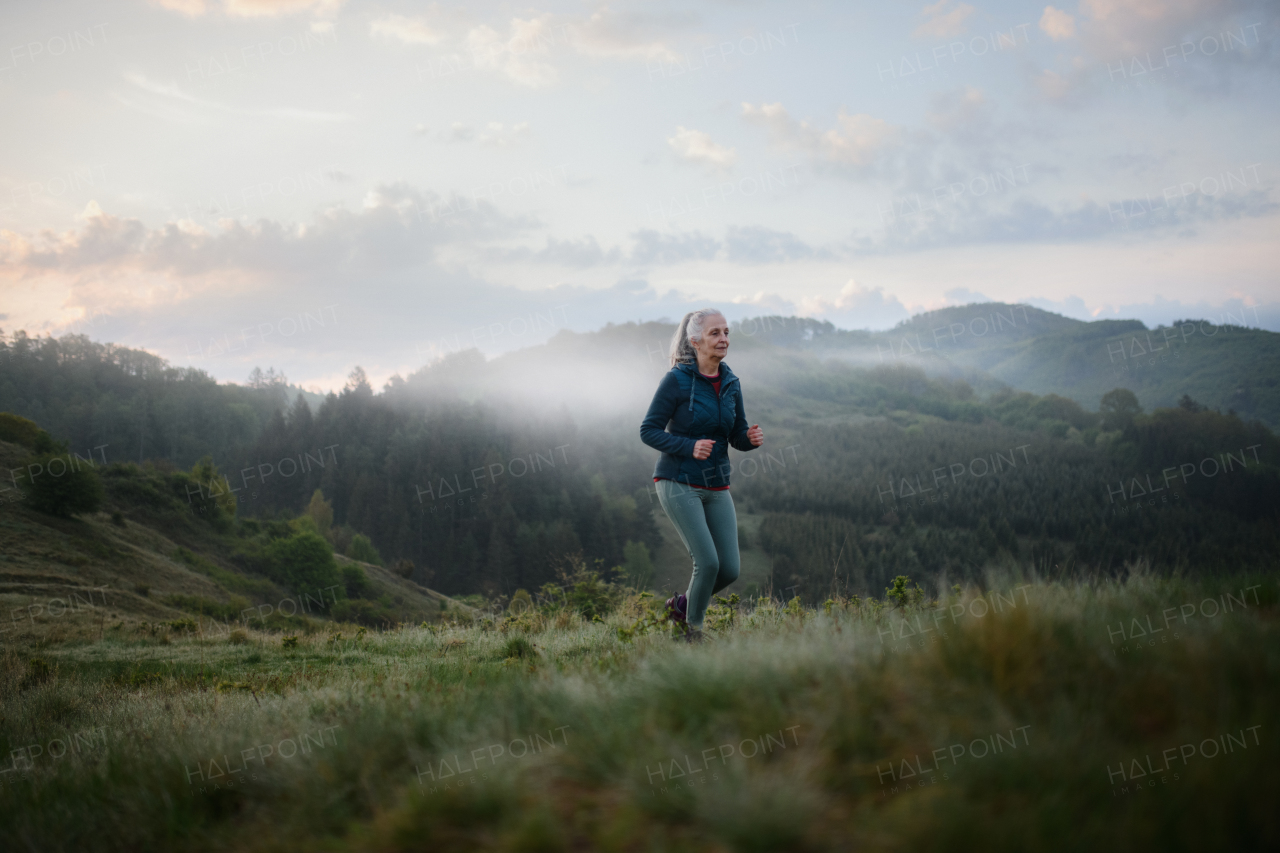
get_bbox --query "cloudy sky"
[1,0,1277,390]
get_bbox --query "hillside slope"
[0,438,468,645]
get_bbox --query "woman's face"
[693,314,730,362]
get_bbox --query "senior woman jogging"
[640,308,764,641]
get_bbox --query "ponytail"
[668,308,722,367]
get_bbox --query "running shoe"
[665,593,688,624]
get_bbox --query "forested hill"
[707,303,1279,430]
[2,312,1278,603]
[0,331,323,466]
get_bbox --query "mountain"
[729,303,1279,430]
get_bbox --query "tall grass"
[2,572,1277,851]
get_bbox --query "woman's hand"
[747,424,764,447]
[692,439,716,460]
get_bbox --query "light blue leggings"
[655,479,740,628]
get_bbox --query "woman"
[640,308,764,640]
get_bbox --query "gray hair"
[669,308,725,367]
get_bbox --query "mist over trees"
[2,317,1277,602]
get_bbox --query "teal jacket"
[640,361,756,488]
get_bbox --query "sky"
[0,0,1277,392]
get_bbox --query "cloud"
[370,14,444,46]
[1034,69,1079,102]
[913,0,975,40]
[1039,6,1077,41]
[116,73,353,124]
[864,183,1277,252]
[628,229,719,265]
[466,16,565,87]
[944,286,994,303]
[732,280,911,330]
[152,0,343,18]
[1027,0,1272,106]
[722,226,818,263]
[570,7,695,63]
[494,236,623,267]
[1076,0,1266,61]
[741,102,901,173]
[926,85,994,136]
[0,183,532,278]
[153,0,210,14]
[667,127,737,169]
[224,0,342,17]
[447,122,531,147]
[801,281,912,329]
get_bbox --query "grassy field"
[2,569,1277,852]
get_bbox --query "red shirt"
[654,370,729,491]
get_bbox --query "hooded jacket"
[640,360,756,489]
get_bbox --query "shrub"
[345,534,383,566]
[341,562,370,598]
[181,456,237,531]
[0,413,57,451]
[263,532,344,605]
[21,657,53,690]
[567,572,618,620]
[884,575,926,608]
[509,588,534,615]
[501,636,537,660]
[18,452,103,518]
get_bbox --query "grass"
[1,571,1277,852]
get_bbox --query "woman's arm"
[729,384,756,452]
[641,371,697,457]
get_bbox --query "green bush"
[179,457,236,531]
[17,452,103,518]
[20,657,53,690]
[0,412,57,452]
[884,575,926,608]
[341,563,370,598]
[509,588,534,615]
[263,532,344,606]
[345,533,383,566]
[500,636,537,660]
[567,571,622,620]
